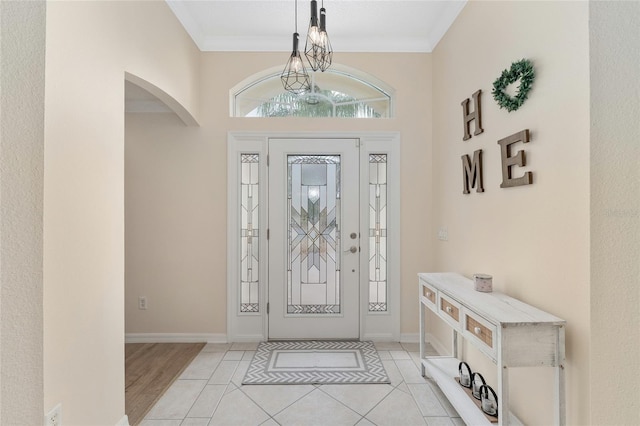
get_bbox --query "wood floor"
[125,342,206,426]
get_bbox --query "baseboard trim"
[425,333,449,356]
[230,334,265,342]
[125,333,227,344]
[116,415,129,426]
[398,333,448,355]
[362,333,396,342]
[400,333,419,343]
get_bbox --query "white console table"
[418,273,566,425]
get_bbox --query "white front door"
[268,138,360,339]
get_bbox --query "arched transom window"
[231,65,394,118]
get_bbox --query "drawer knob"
[445,306,452,313]
[474,326,482,335]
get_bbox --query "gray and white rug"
[242,341,390,385]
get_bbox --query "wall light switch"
[437,227,448,241]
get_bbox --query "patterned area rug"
[243,341,390,385]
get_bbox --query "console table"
[418,273,566,425]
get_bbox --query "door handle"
[344,246,358,253]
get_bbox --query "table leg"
[555,325,566,425]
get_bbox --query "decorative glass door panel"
[287,155,341,315]
[368,154,387,312]
[269,139,360,339]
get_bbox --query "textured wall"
[0,1,45,423]
[590,2,640,424]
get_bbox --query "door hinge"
[267,229,270,240]
[267,303,270,314]
[267,154,269,166]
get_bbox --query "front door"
[268,138,360,339]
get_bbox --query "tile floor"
[140,342,464,426]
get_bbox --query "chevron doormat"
[242,341,390,385]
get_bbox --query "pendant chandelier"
[305,0,333,72]
[282,0,332,94]
[281,0,312,95]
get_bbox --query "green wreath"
[492,59,535,112]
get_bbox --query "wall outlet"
[437,227,449,241]
[138,296,147,310]
[45,403,62,426]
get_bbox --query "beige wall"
[590,2,640,424]
[44,1,199,424]
[126,112,223,335]
[431,1,589,424]
[125,52,433,337]
[0,1,45,423]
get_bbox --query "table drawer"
[439,294,462,328]
[463,310,497,359]
[421,281,437,311]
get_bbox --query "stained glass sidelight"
[369,154,388,312]
[240,154,260,313]
[287,155,341,314]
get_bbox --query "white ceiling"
[166,0,467,53]
[126,1,466,112]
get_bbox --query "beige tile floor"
[140,342,465,426]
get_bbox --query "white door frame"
[227,131,400,342]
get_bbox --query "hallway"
[140,342,464,425]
